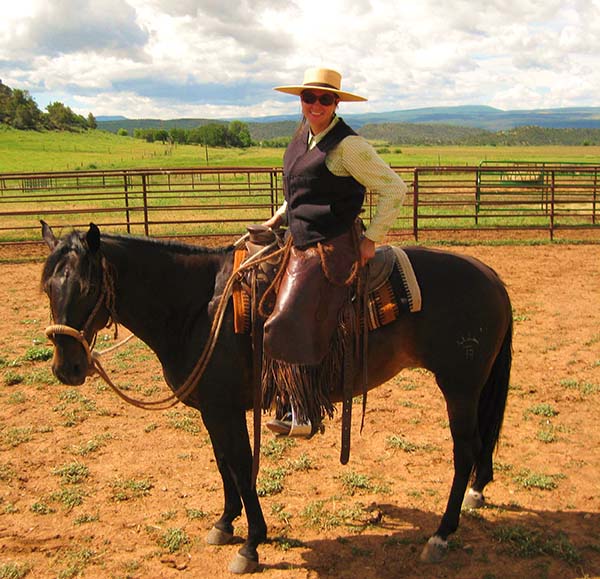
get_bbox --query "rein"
[45,236,286,412]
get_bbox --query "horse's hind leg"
[421,397,481,563]
[463,452,493,509]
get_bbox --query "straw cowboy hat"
[274,67,367,102]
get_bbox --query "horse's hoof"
[420,536,448,563]
[206,526,234,545]
[229,552,259,574]
[463,488,485,509]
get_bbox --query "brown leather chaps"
[263,228,359,366]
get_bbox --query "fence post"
[142,173,149,236]
[475,167,480,225]
[269,170,276,218]
[594,169,598,225]
[413,168,419,241]
[123,172,131,233]
[550,170,555,241]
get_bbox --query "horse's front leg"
[206,453,243,544]
[201,404,267,574]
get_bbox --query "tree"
[0,80,12,124]
[196,123,228,146]
[45,101,88,130]
[169,127,188,144]
[10,89,42,129]
[87,112,97,129]
[227,120,252,147]
[117,128,129,136]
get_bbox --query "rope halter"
[45,256,115,376]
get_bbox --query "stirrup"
[266,409,313,438]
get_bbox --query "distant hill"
[344,105,600,131]
[358,123,600,146]
[98,105,600,134]
[96,106,600,146]
[97,117,224,133]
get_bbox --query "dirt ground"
[1,243,599,579]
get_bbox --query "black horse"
[40,221,512,574]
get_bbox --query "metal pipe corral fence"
[0,164,598,246]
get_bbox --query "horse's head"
[41,221,112,385]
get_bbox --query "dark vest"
[283,118,366,249]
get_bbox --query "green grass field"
[1,127,598,244]
[2,125,600,173]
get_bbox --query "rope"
[45,238,286,411]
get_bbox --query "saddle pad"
[366,246,422,331]
[232,245,422,334]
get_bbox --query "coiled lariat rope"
[45,235,285,411]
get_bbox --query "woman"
[262,67,407,436]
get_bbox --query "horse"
[40,221,512,574]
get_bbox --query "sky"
[0,0,598,120]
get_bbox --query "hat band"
[304,82,339,90]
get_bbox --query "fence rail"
[0,164,598,246]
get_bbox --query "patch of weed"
[386,434,438,453]
[159,528,190,553]
[287,452,313,472]
[53,389,96,427]
[110,478,153,501]
[262,437,296,460]
[7,391,26,404]
[52,461,89,485]
[2,427,33,448]
[24,368,59,385]
[3,371,24,386]
[22,346,53,362]
[185,508,207,520]
[50,487,86,511]
[340,471,373,495]
[71,434,112,456]
[526,403,558,417]
[271,503,292,525]
[0,562,32,579]
[165,409,202,435]
[560,379,599,396]
[74,513,99,525]
[56,548,96,579]
[493,525,581,564]
[30,501,55,515]
[272,536,306,551]
[301,500,369,532]
[257,467,288,497]
[514,469,564,490]
[536,426,557,443]
[0,463,16,482]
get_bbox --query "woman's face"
[300,89,339,135]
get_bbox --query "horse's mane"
[42,229,234,289]
[101,232,234,257]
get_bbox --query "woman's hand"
[359,236,375,267]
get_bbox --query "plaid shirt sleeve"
[327,135,407,242]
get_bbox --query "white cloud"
[0,0,599,118]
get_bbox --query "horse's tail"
[473,316,513,482]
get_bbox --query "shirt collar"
[308,115,340,149]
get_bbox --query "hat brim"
[273,84,367,102]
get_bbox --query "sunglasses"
[301,91,338,106]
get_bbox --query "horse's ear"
[86,223,101,253]
[41,220,58,250]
